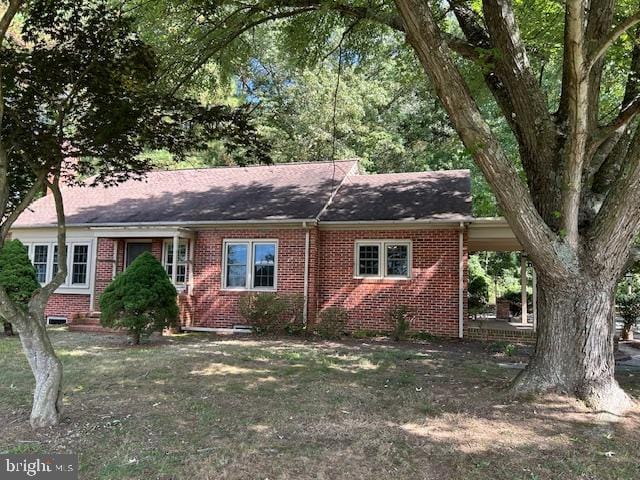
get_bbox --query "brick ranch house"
[11,160,529,340]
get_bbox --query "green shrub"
[616,290,640,340]
[0,240,40,335]
[282,293,306,335]
[388,304,414,341]
[238,292,289,335]
[351,329,386,339]
[315,307,347,339]
[100,252,178,344]
[468,275,489,319]
[409,331,436,341]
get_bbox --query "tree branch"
[588,127,640,275]
[561,0,589,248]
[0,171,47,240]
[394,0,566,276]
[28,177,68,315]
[589,11,640,69]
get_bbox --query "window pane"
[226,244,247,287]
[226,265,246,287]
[227,244,247,265]
[386,244,409,277]
[33,245,49,283]
[358,245,379,276]
[178,243,187,262]
[177,265,186,283]
[52,245,68,281]
[253,243,276,288]
[72,245,88,284]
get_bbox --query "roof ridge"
[146,158,360,174]
[354,169,471,176]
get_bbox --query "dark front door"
[126,242,152,267]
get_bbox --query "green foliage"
[0,240,40,306]
[487,341,516,356]
[127,3,500,215]
[409,331,437,341]
[282,293,306,336]
[616,289,640,339]
[468,276,490,312]
[1,0,267,221]
[351,329,387,339]
[0,240,40,333]
[388,305,414,341]
[100,252,178,344]
[314,307,348,340]
[238,293,289,335]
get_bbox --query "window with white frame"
[355,240,411,279]
[26,241,91,287]
[223,240,277,290]
[32,245,49,283]
[162,239,188,285]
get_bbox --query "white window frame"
[221,239,278,291]
[354,240,412,280]
[27,241,92,288]
[31,243,50,284]
[162,239,189,287]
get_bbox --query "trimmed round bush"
[100,252,178,344]
[0,239,40,335]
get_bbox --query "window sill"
[221,287,277,293]
[54,286,92,295]
[353,276,412,282]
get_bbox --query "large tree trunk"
[16,318,63,428]
[511,270,634,414]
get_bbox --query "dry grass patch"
[1,330,638,480]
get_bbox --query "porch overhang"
[87,226,195,239]
[468,217,522,252]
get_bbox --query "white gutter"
[319,217,474,226]
[458,222,465,339]
[12,219,320,229]
[303,221,310,326]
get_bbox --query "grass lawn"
[1,330,639,480]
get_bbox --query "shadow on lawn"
[2,331,639,480]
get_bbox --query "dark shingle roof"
[15,161,357,226]
[14,162,472,227]
[320,170,472,222]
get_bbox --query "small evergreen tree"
[0,240,40,336]
[100,252,178,344]
[468,276,490,320]
[616,290,640,341]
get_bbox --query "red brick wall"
[317,229,468,337]
[45,293,90,320]
[94,238,116,302]
[190,228,309,328]
[41,228,469,339]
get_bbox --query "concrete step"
[70,312,102,325]
[67,324,122,334]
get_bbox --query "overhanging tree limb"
[393,0,563,274]
[589,11,640,69]
[28,176,67,314]
[561,0,589,248]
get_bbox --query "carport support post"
[532,268,537,332]
[520,253,528,324]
